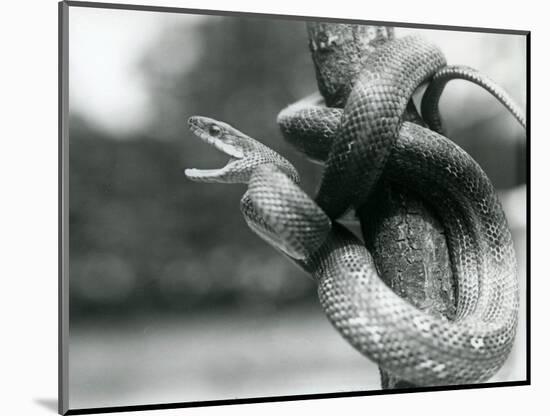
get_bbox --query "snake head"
[185,116,299,184]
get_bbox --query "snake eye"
[208,125,222,137]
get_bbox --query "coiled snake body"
[185,36,523,386]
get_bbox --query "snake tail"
[421,65,526,134]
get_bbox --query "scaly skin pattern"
[185,35,523,385]
[309,122,518,384]
[309,35,446,219]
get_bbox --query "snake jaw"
[187,117,244,159]
[184,163,238,182]
[185,116,300,185]
[185,116,249,182]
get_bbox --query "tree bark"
[359,182,456,388]
[306,22,457,389]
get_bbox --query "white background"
[0,0,547,415]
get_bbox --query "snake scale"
[184,35,524,386]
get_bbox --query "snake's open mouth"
[184,116,245,182]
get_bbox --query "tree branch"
[306,22,456,389]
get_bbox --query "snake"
[184,35,524,386]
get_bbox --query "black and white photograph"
[58,1,528,414]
